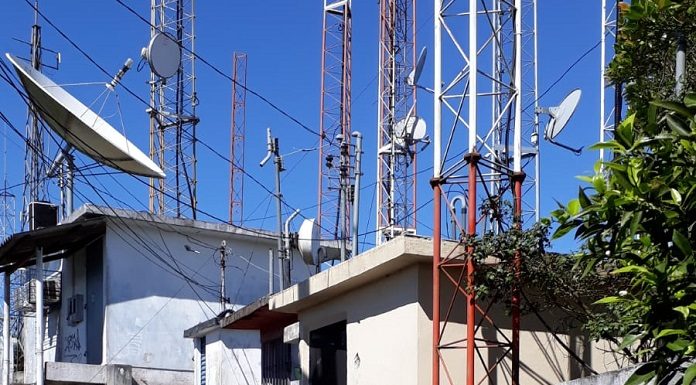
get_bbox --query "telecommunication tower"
[318,0,352,244]
[229,52,247,225]
[1,127,16,239]
[376,0,418,245]
[148,0,199,219]
[600,1,621,164]
[430,0,538,384]
[22,2,49,230]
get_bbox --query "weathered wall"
[296,264,421,385]
[203,329,261,385]
[101,219,309,370]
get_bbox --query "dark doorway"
[309,321,346,385]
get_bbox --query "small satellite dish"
[407,47,427,86]
[379,116,429,155]
[545,89,581,140]
[142,32,180,79]
[537,88,583,155]
[6,53,165,178]
[298,218,320,265]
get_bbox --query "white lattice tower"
[376,0,417,245]
[149,0,198,218]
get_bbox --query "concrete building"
[186,235,623,385]
[0,204,311,385]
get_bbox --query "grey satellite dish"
[538,89,583,154]
[142,32,180,79]
[406,46,427,86]
[6,53,166,178]
[298,218,320,265]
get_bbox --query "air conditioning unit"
[13,278,61,311]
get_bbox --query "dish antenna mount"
[141,32,181,79]
[536,89,583,155]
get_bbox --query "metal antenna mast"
[1,125,16,239]
[318,0,352,245]
[431,0,538,384]
[376,0,417,245]
[149,0,199,219]
[229,52,247,226]
[600,0,621,164]
[22,1,48,230]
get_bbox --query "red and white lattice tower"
[149,0,198,218]
[229,52,247,225]
[431,0,538,384]
[318,0,352,243]
[376,0,417,245]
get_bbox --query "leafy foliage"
[608,0,696,122]
[553,98,696,384]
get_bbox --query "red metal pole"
[511,171,525,385]
[466,153,479,385]
[432,178,441,385]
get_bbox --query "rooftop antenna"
[7,53,164,215]
[229,52,247,226]
[318,0,352,247]
[1,124,16,240]
[537,89,583,155]
[147,0,199,219]
[260,128,289,290]
[376,0,421,244]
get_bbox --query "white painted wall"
[201,330,261,385]
[296,264,422,385]
[100,218,309,370]
[58,249,87,364]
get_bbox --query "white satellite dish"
[298,218,320,265]
[545,89,581,140]
[538,88,583,154]
[407,46,427,86]
[142,32,180,79]
[379,116,429,154]
[6,53,165,178]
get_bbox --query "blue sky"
[0,2,607,252]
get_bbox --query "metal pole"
[431,179,441,385]
[65,154,74,217]
[219,241,226,312]
[599,0,607,164]
[351,131,363,256]
[676,35,686,97]
[468,0,478,153]
[268,248,274,295]
[273,139,286,289]
[433,0,442,382]
[284,209,300,286]
[338,135,348,262]
[513,0,522,173]
[35,247,44,385]
[3,273,10,385]
[533,0,540,223]
[466,154,479,385]
[511,172,525,385]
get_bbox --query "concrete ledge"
[269,236,463,313]
[45,362,192,385]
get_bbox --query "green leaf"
[671,189,683,205]
[683,362,696,385]
[652,100,693,118]
[672,230,693,257]
[666,114,693,137]
[567,199,581,216]
[578,187,591,208]
[594,296,622,305]
[684,94,696,108]
[674,306,690,319]
[654,328,685,339]
[625,363,656,385]
[613,265,650,275]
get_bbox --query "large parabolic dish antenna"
[6,53,165,178]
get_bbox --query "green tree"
[553,1,696,384]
